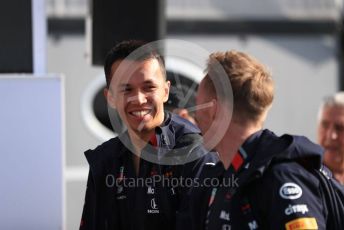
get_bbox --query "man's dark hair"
[104,40,166,88]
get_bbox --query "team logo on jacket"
[219,210,230,221]
[147,198,160,214]
[279,183,302,200]
[147,186,155,194]
[248,220,258,230]
[285,217,318,230]
[285,204,309,215]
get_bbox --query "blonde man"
[177,50,339,229]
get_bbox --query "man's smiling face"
[107,58,170,136]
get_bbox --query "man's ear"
[104,88,116,108]
[210,98,218,120]
[163,80,171,103]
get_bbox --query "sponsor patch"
[147,186,155,194]
[147,198,160,214]
[285,217,318,230]
[285,204,309,215]
[279,183,302,200]
[248,220,258,230]
[219,210,230,221]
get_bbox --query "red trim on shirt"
[231,152,244,171]
[149,134,158,147]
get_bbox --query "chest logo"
[248,220,258,230]
[285,204,309,215]
[147,198,160,214]
[219,210,230,221]
[279,183,302,200]
[147,186,155,194]
[151,198,158,209]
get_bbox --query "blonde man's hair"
[205,50,274,122]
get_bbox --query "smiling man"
[107,56,169,134]
[105,54,171,172]
[79,40,218,230]
[318,92,344,184]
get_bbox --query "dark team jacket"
[79,112,219,230]
[177,129,336,230]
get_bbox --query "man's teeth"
[131,110,151,117]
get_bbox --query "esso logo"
[279,182,302,200]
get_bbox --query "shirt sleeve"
[252,161,327,230]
